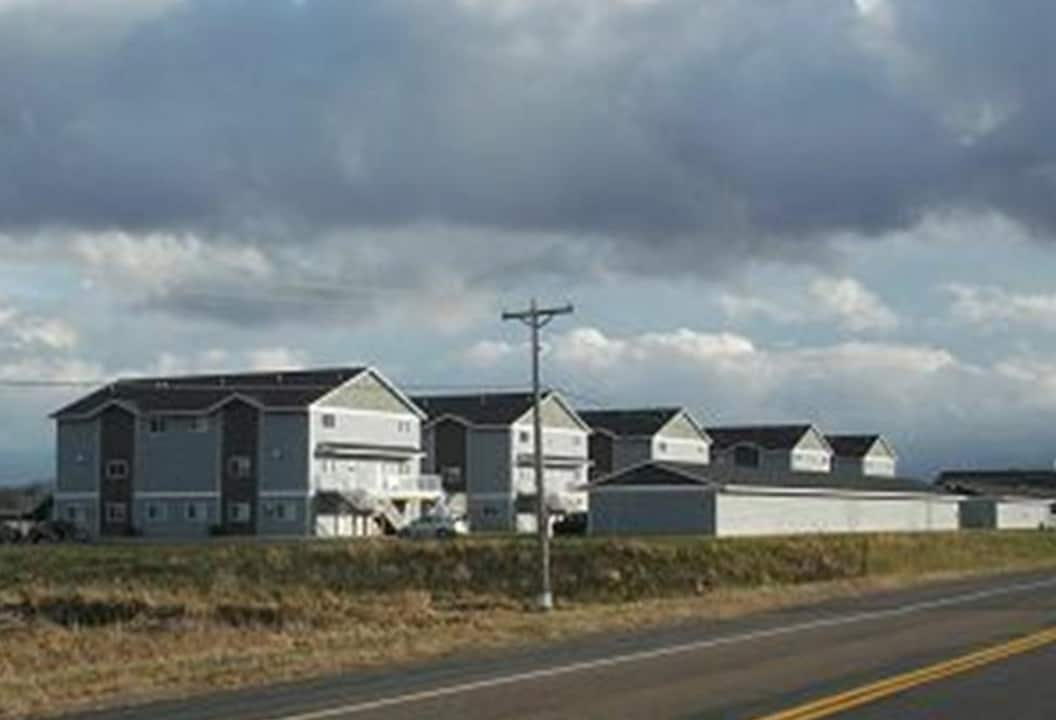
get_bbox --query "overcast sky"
[2,0,1056,482]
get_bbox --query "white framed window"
[188,417,209,433]
[145,502,167,523]
[185,501,208,523]
[519,431,531,444]
[105,502,127,523]
[573,435,583,446]
[399,463,410,475]
[148,417,167,434]
[322,413,336,429]
[397,420,412,433]
[658,441,668,453]
[106,459,129,480]
[228,502,251,523]
[227,455,252,479]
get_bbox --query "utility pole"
[502,299,574,612]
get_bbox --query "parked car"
[0,524,22,544]
[25,520,91,544]
[397,514,469,540]
[553,512,588,537]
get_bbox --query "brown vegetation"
[2,531,1055,719]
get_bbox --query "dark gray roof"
[936,470,1056,499]
[592,462,715,488]
[53,367,368,418]
[826,434,881,458]
[578,408,685,438]
[594,461,940,494]
[412,392,539,426]
[706,425,815,451]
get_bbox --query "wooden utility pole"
[502,299,574,611]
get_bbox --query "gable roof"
[53,367,372,419]
[826,434,882,458]
[707,425,823,452]
[936,470,1056,499]
[412,390,588,430]
[592,461,715,488]
[578,407,706,439]
[592,461,941,494]
[412,392,537,426]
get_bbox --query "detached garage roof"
[593,461,942,495]
[592,462,715,488]
[936,470,1056,498]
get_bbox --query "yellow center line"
[754,626,1056,720]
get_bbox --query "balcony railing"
[317,474,443,496]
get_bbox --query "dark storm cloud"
[2,0,1054,259]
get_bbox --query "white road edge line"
[269,576,1056,720]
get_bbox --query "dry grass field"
[3,531,1056,719]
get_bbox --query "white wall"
[654,437,710,465]
[863,456,897,478]
[996,501,1053,530]
[715,491,960,537]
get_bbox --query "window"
[573,435,583,446]
[105,502,127,523]
[227,455,251,479]
[265,501,298,522]
[658,441,668,453]
[189,417,209,433]
[185,501,208,523]
[75,452,88,465]
[148,417,167,434]
[399,463,410,475]
[228,502,251,523]
[519,431,531,444]
[734,445,760,468]
[65,505,86,524]
[322,413,336,429]
[106,459,129,480]
[145,502,167,523]
[397,420,411,433]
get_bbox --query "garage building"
[589,461,962,537]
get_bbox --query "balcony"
[317,473,443,497]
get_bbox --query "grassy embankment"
[3,531,1056,718]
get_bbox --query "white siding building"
[416,391,591,533]
[828,434,899,480]
[708,425,835,481]
[579,408,711,480]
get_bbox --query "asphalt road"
[66,570,1056,720]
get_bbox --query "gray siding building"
[708,425,835,482]
[52,367,440,539]
[416,391,591,533]
[589,462,961,537]
[827,434,899,480]
[579,407,711,480]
